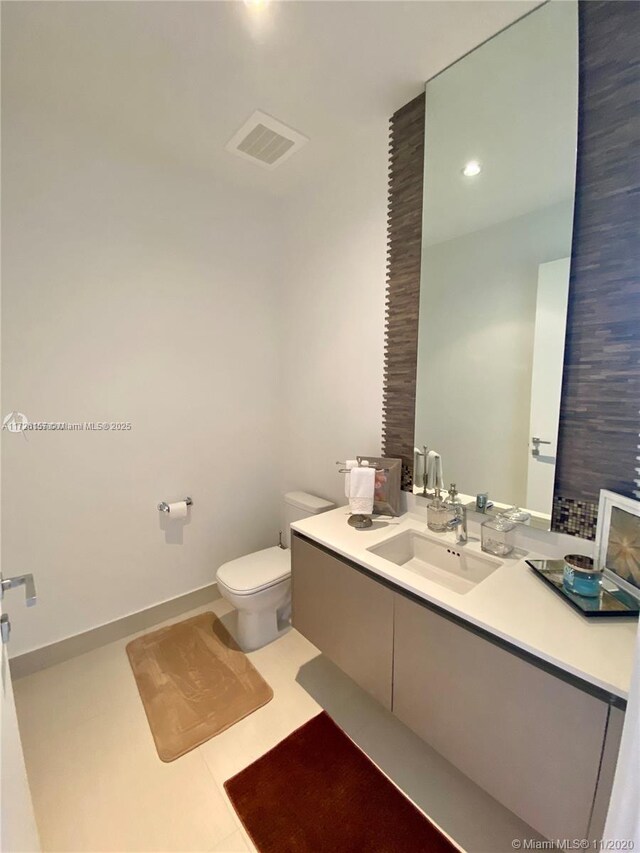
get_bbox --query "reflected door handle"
[531,437,552,458]
[0,573,37,606]
[1,614,10,644]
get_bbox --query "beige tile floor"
[14,597,543,853]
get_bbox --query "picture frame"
[358,456,402,517]
[594,489,640,599]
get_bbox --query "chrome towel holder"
[337,458,389,530]
[336,457,388,474]
[157,497,193,513]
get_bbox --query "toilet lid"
[216,546,290,595]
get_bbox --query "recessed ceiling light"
[462,160,482,177]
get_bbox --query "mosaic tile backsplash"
[552,496,599,541]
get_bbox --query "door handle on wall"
[531,437,552,458]
[0,573,37,607]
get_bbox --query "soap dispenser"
[443,483,462,528]
[445,483,462,512]
[427,487,449,533]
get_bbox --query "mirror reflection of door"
[526,258,570,514]
[414,0,578,526]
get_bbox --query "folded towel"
[349,465,375,515]
[344,460,358,497]
[426,451,444,491]
[415,447,427,488]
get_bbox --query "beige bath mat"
[127,612,273,761]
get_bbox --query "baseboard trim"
[10,583,221,680]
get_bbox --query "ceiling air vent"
[226,110,308,170]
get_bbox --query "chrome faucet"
[447,504,468,545]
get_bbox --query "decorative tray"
[526,559,640,618]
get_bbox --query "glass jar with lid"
[502,506,532,524]
[481,513,516,557]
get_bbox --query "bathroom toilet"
[216,491,334,650]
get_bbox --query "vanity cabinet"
[291,535,394,708]
[393,594,610,841]
[291,534,623,842]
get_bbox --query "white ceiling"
[2,1,540,198]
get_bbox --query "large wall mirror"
[413,1,579,525]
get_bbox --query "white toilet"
[216,491,334,650]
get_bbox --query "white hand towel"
[426,451,444,491]
[349,465,375,515]
[344,460,358,497]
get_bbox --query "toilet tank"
[283,491,334,547]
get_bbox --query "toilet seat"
[216,546,290,596]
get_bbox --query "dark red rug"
[224,711,461,853]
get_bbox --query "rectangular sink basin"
[367,529,501,595]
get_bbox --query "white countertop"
[291,507,638,700]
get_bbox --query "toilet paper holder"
[158,497,193,513]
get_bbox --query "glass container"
[502,506,531,524]
[481,514,516,557]
[427,489,449,533]
[562,554,602,598]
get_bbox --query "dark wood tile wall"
[381,94,425,489]
[552,0,640,537]
[383,1,640,539]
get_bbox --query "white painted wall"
[280,127,387,507]
[415,200,574,507]
[2,109,387,655]
[1,109,283,656]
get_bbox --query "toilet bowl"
[216,546,291,651]
[216,491,334,650]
